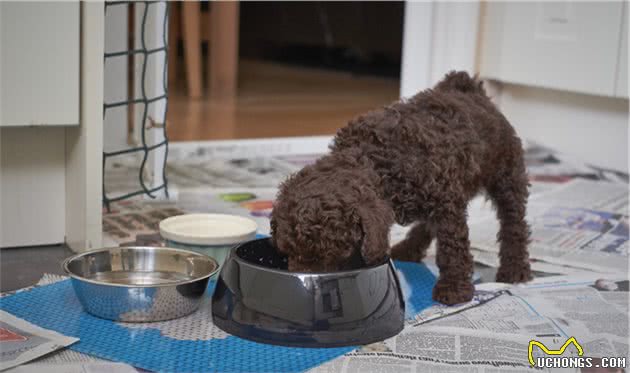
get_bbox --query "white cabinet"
[0,4,103,250]
[0,2,80,126]
[1,128,67,247]
[615,6,628,98]
[479,1,627,98]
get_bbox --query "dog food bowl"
[159,213,258,268]
[63,246,219,322]
[212,238,405,347]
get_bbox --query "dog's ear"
[269,214,278,247]
[357,200,394,265]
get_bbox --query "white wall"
[400,1,480,98]
[477,1,629,172]
[400,1,629,172]
[498,84,628,171]
[400,2,434,98]
[478,2,625,98]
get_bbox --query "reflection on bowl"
[212,238,405,347]
[63,246,219,322]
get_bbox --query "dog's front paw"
[432,278,474,305]
[496,261,532,283]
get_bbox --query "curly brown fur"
[271,71,531,305]
[271,148,395,272]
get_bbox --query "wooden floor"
[166,60,400,141]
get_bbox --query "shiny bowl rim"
[62,246,219,288]
[229,238,392,277]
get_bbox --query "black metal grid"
[103,1,170,211]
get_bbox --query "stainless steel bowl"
[63,246,219,322]
[212,238,405,347]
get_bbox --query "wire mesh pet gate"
[103,1,170,211]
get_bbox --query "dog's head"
[271,166,394,272]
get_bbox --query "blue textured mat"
[0,261,435,373]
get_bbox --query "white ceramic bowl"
[159,213,258,267]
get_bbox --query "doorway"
[166,1,404,141]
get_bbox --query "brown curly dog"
[270,71,531,305]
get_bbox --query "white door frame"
[400,1,481,98]
[65,2,104,251]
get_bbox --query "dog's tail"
[434,70,486,95]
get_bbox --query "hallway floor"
[166,60,399,141]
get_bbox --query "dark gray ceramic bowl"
[211,238,405,347]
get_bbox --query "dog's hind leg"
[390,223,433,262]
[488,156,532,283]
[432,197,475,305]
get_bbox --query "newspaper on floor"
[470,179,629,274]
[102,184,609,280]
[11,270,628,373]
[528,178,629,214]
[410,282,510,326]
[311,273,629,373]
[420,273,630,365]
[470,248,600,276]
[103,139,628,261]
[396,190,583,277]
[164,157,299,190]
[97,186,287,244]
[102,188,279,245]
[0,310,79,371]
[309,328,563,373]
[103,137,627,214]
[516,274,629,359]
[23,276,514,372]
[165,137,331,163]
[104,138,627,199]
[174,188,278,235]
[104,142,325,197]
[524,141,629,184]
[102,199,184,245]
